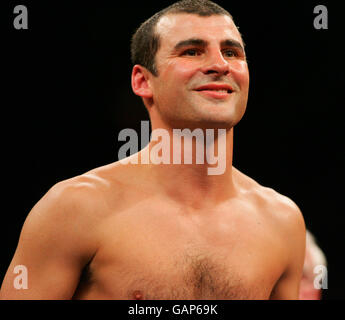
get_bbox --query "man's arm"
[0,179,101,299]
[270,198,306,300]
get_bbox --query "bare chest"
[74,209,285,300]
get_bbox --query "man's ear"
[131,65,153,99]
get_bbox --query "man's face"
[149,13,249,129]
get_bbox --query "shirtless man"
[0,0,306,300]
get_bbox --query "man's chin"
[191,107,243,129]
[176,116,240,131]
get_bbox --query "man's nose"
[201,50,229,76]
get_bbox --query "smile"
[194,83,234,99]
[194,89,232,99]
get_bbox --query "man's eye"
[182,49,200,56]
[223,50,237,57]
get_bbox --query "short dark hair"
[130,0,234,76]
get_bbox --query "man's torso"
[70,165,288,300]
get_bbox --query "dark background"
[1,1,344,299]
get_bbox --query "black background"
[1,1,344,299]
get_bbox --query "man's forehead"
[155,13,242,46]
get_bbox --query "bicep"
[270,204,306,300]
[270,267,302,300]
[0,183,98,299]
[0,244,82,299]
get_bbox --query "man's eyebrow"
[173,38,245,53]
[173,38,207,50]
[221,39,245,53]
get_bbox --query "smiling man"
[0,0,306,300]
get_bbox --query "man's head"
[131,0,249,129]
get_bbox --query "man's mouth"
[194,83,234,99]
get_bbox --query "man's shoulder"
[234,167,305,231]
[47,172,104,205]
[38,158,150,220]
[35,163,125,220]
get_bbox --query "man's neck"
[138,126,235,210]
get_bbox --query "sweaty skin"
[0,13,306,300]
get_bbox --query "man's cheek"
[171,61,198,79]
[231,61,249,82]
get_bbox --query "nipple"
[133,290,144,300]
